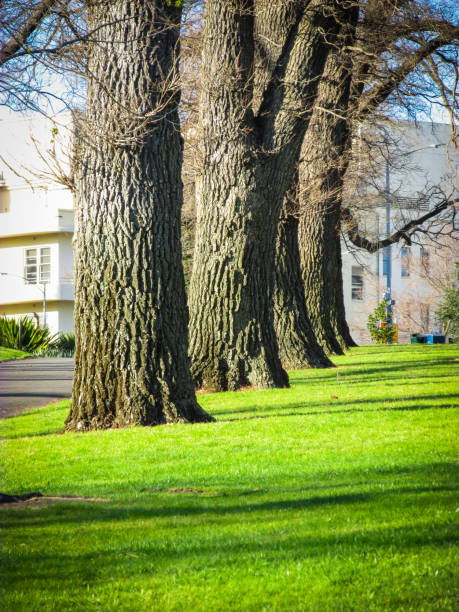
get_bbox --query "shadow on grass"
[0,429,64,440]
[291,358,457,385]
[2,480,457,529]
[0,393,70,399]
[215,394,459,420]
[3,528,457,593]
[2,482,457,592]
[1,392,456,439]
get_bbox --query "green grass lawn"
[1,344,458,611]
[0,347,31,361]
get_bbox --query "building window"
[24,247,51,284]
[351,266,364,300]
[401,246,410,277]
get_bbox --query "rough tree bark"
[274,204,334,368]
[297,17,358,354]
[252,1,333,368]
[188,0,343,391]
[299,198,347,354]
[332,233,357,348]
[67,1,213,430]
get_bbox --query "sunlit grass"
[1,344,458,611]
[0,347,31,361]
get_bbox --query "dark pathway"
[0,358,74,418]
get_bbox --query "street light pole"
[383,142,445,343]
[384,160,393,341]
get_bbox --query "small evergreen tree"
[436,285,459,341]
[367,301,395,344]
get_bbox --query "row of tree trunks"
[67,1,213,430]
[188,0,343,391]
[292,10,358,355]
[254,0,333,369]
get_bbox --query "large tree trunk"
[67,1,212,431]
[189,0,341,391]
[299,199,345,354]
[274,207,334,369]
[296,16,358,355]
[332,233,358,347]
[253,1,333,370]
[301,217,356,353]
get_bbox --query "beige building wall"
[342,121,458,344]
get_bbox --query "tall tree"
[275,9,358,358]
[252,0,334,369]
[297,32,357,355]
[66,0,213,430]
[274,201,335,368]
[275,0,458,358]
[188,0,346,391]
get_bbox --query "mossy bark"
[67,1,213,430]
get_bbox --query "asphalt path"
[0,358,74,418]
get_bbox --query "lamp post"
[383,142,445,342]
[0,272,48,328]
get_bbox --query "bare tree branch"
[357,25,459,118]
[0,0,57,67]
[342,197,457,253]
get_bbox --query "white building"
[0,114,75,334]
[1,115,456,342]
[342,121,459,344]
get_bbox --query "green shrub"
[436,285,459,341]
[35,332,75,357]
[0,316,56,352]
[35,331,75,357]
[367,300,396,344]
[55,332,75,352]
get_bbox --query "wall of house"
[0,114,75,337]
[1,302,58,334]
[0,184,73,238]
[0,233,74,334]
[57,302,74,333]
[58,234,74,285]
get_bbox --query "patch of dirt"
[0,492,43,503]
[196,385,255,394]
[0,492,107,509]
[168,488,207,495]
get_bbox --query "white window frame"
[24,246,51,285]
